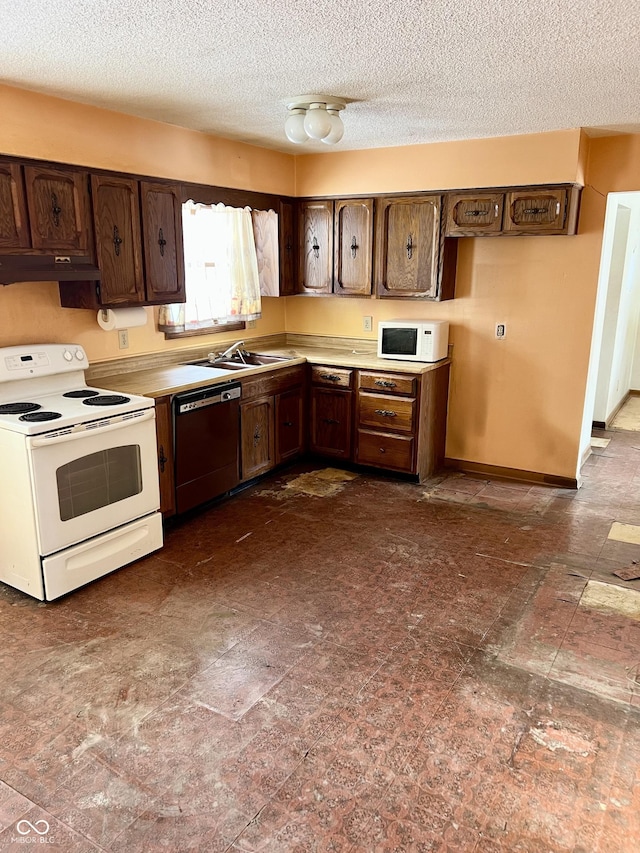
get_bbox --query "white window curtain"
[158,200,261,332]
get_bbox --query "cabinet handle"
[283,420,293,427]
[375,379,396,388]
[322,418,340,425]
[351,236,358,258]
[522,207,547,216]
[253,426,262,446]
[158,228,167,257]
[466,209,487,218]
[406,233,413,259]
[379,447,386,453]
[113,225,123,256]
[158,445,167,473]
[320,373,341,381]
[374,409,397,417]
[312,238,320,259]
[51,192,62,227]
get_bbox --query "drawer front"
[357,430,414,472]
[311,365,353,388]
[358,392,415,433]
[358,370,416,396]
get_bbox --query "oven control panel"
[1,344,89,379]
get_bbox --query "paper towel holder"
[96,306,148,331]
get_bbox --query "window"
[159,201,263,338]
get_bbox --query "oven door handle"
[28,408,155,448]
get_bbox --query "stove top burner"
[0,402,42,415]
[63,390,100,399]
[19,411,62,423]
[82,394,131,407]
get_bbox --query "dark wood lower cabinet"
[240,396,275,480]
[275,387,304,464]
[310,387,352,459]
[155,396,176,518]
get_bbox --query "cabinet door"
[275,387,304,464]
[140,182,185,304]
[241,396,275,480]
[155,396,175,518]
[24,165,92,254]
[503,188,567,234]
[91,175,144,305]
[375,195,441,299]
[446,192,504,236]
[298,200,333,293]
[0,163,29,249]
[334,198,373,296]
[278,199,297,296]
[310,387,352,459]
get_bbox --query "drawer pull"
[522,207,548,216]
[320,373,341,381]
[374,409,397,417]
[322,418,340,425]
[374,379,396,388]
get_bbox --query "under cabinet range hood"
[0,254,101,285]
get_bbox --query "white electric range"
[0,343,163,600]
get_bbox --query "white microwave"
[377,319,449,362]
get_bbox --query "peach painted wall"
[288,128,594,480]
[0,84,292,361]
[294,129,583,196]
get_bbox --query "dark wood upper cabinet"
[503,187,568,234]
[0,163,30,250]
[334,198,373,296]
[375,195,444,300]
[140,181,185,304]
[24,165,93,255]
[298,199,334,293]
[278,199,297,296]
[91,174,144,305]
[446,191,504,236]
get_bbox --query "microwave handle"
[28,408,155,448]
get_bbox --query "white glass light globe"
[285,109,308,144]
[303,103,332,140]
[322,109,344,145]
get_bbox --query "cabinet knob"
[312,238,320,259]
[406,233,413,259]
[51,192,62,227]
[283,420,293,427]
[113,225,123,256]
[158,228,167,257]
[253,426,262,446]
[350,236,358,259]
[379,447,386,453]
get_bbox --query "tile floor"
[1,428,640,851]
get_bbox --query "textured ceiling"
[1,0,639,153]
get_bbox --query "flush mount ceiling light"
[284,95,347,145]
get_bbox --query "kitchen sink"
[187,352,292,370]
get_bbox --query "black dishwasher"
[173,381,241,514]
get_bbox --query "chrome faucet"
[208,340,247,364]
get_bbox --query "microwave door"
[382,327,418,357]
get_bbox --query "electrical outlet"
[495,323,506,340]
[363,315,373,332]
[118,329,129,349]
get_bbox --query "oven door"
[27,408,160,556]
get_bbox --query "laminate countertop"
[91,345,451,399]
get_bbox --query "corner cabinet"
[374,195,457,301]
